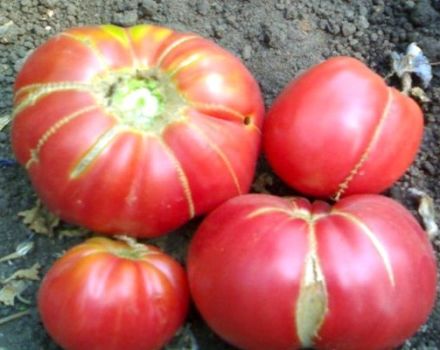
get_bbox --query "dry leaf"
[166,324,198,350]
[409,188,438,239]
[0,115,11,131]
[390,42,433,90]
[0,280,28,306]
[410,86,431,103]
[418,195,438,239]
[2,263,41,284]
[18,200,60,235]
[0,241,34,263]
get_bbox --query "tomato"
[38,237,189,350]
[187,194,437,350]
[263,57,423,199]
[11,24,264,237]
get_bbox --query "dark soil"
[0,0,439,349]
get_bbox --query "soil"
[0,0,439,349]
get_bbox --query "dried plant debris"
[0,241,34,263]
[0,115,11,131]
[390,43,432,88]
[2,263,41,284]
[166,324,199,350]
[0,263,41,306]
[58,227,90,239]
[0,280,29,306]
[0,309,32,326]
[18,200,60,236]
[409,86,431,103]
[252,172,274,194]
[409,188,438,240]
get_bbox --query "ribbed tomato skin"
[187,194,437,350]
[38,237,189,350]
[263,57,423,199]
[11,24,264,237]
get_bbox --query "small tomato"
[38,237,189,350]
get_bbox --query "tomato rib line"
[13,82,93,118]
[60,32,109,69]
[69,125,127,179]
[157,138,195,219]
[138,259,177,288]
[100,25,139,68]
[246,205,326,222]
[14,82,91,101]
[122,27,141,68]
[167,53,205,78]
[331,210,395,287]
[295,221,328,348]
[246,207,301,220]
[26,105,99,169]
[155,35,200,68]
[186,123,242,195]
[332,88,393,200]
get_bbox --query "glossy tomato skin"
[188,194,437,350]
[38,237,189,350]
[11,25,264,237]
[263,57,423,199]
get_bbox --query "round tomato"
[11,24,264,237]
[263,57,423,199]
[188,194,437,350]
[38,237,189,350]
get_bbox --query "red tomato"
[11,24,264,237]
[188,194,437,350]
[263,57,423,199]
[38,237,189,350]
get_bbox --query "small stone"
[242,45,252,60]
[410,0,439,26]
[344,9,355,20]
[0,20,23,44]
[404,1,416,9]
[357,16,369,30]
[275,1,285,11]
[139,0,158,18]
[20,0,32,7]
[212,22,227,38]
[341,22,356,37]
[263,24,287,49]
[113,10,138,27]
[66,4,76,15]
[327,21,340,35]
[422,161,436,176]
[196,0,210,16]
[39,0,59,7]
[284,6,296,20]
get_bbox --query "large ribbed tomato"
[11,24,264,237]
[263,57,423,199]
[38,237,189,350]
[188,194,437,350]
